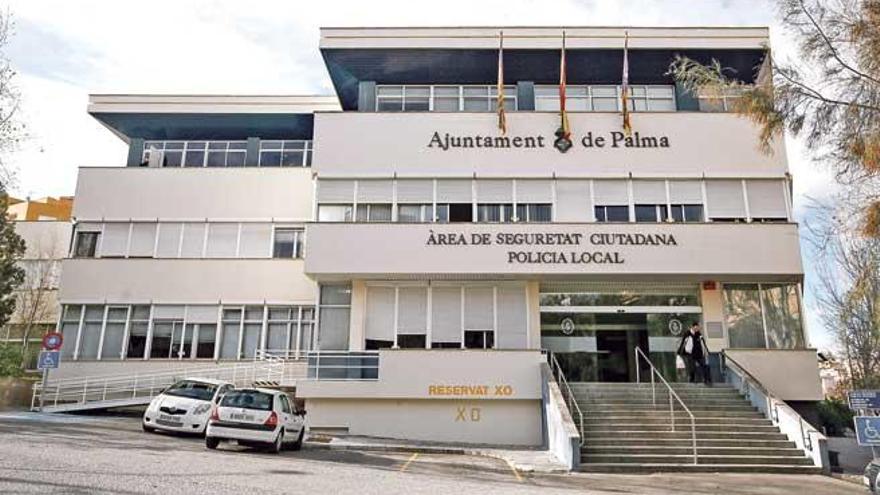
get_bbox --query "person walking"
[677,322,711,385]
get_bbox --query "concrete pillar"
[348,280,367,351]
[700,283,727,351]
[126,138,145,167]
[526,281,541,349]
[358,81,377,112]
[245,137,260,167]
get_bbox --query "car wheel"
[142,423,155,433]
[290,428,305,451]
[205,436,220,450]
[270,429,284,454]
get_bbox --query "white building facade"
[57,27,823,450]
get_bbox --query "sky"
[4,0,839,350]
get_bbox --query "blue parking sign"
[849,390,880,410]
[37,351,60,370]
[855,417,880,446]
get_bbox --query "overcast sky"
[5,0,838,350]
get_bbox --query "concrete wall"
[313,112,787,178]
[15,221,71,259]
[73,168,314,221]
[726,349,823,401]
[59,259,316,304]
[305,223,803,281]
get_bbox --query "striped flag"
[621,31,632,136]
[559,30,571,140]
[497,30,507,134]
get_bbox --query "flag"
[497,30,506,134]
[621,30,632,136]
[559,30,571,140]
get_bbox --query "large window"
[318,285,352,351]
[143,141,247,168]
[376,85,516,112]
[535,85,675,112]
[722,283,805,349]
[258,140,312,167]
[273,228,305,258]
[355,204,393,222]
[73,231,99,258]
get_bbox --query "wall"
[313,112,787,178]
[305,223,803,280]
[73,168,314,221]
[59,259,316,304]
[15,221,72,259]
[726,349,823,401]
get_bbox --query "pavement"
[0,411,867,495]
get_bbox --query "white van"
[142,378,233,435]
[205,388,306,453]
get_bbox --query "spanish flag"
[497,30,507,135]
[559,30,571,140]
[621,31,632,136]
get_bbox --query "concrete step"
[581,454,814,466]
[579,404,758,413]
[583,410,763,419]
[582,445,806,457]
[578,399,750,407]
[577,464,822,474]
[569,382,735,388]
[573,391,744,400]
[583,417,772,426]
[585,438,797,448]
[583,430,789,440]
[584,423,781,433]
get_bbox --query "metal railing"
[31,360,284,412]
[254,349,308,362]
[634,347,698,464]
[304,351,380,381]
[546,351,585,445]
[722,351,827,469]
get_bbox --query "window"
[126,306,150,359]
[535,85,674,112]
[143,141,246,168]
[634,204,668,222]
[220,308,242,359]
[465,331,495,349]
[595,205,630,222]
[397,204,432,223]
[78,306,104,359]
[205,223,238,258]
[266,306,314,357]
[273,228,304,258]
[238,223,272,258]
[259,140,313,167]
[723,283,805,349]
[356,204,393,222]
[375,85,515,112]
[194,324,217,359]
[240,306,263,359]
[318,285,352,351]
[444,204,473,223]
[100,307,128,360]
[317,205,353,222]
[698,87,743,112]
[60,305,82,360]
[669,204,704,222]
[516,204,552,222]
[73,231,99,258]
[477,204,513,223]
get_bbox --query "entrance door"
[596,331,629,382]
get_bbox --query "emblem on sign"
[668,319,683,336]
[560,317,576,335]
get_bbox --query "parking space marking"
[504,458,523,482]
[399,452,420,472]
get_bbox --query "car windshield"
[162,380,218,401]
[220,390,273,411]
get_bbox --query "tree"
[0,9,22,187]
[9,229,60,368]
[669,0,880,237]
[0,184,25,329]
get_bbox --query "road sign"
[42,332,63,351]
[849,390,880,410]
[37,351,60,370]
[855,417,880,446]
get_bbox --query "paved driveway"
[0,413,864,495]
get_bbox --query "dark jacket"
[677,331,709,359]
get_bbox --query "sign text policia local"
[427,130,671,151]
[425,231,678,265]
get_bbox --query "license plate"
[230,413,255,422]
[157,414,183,427]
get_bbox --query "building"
[8,196,74,221]
[54,26,824,467]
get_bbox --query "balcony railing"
[305,351,380,381]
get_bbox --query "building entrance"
[539,283,701,382]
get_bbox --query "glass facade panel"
[761,284,806,349]
[723,284,767,348]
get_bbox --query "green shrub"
[818,397,854,436]
[0,343,24,378]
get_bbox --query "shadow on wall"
[0,377,36,411]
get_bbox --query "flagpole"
[497,30,506,134]
[622,30,632,136]
[554,30,572,152]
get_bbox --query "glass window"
[356,204,392,222]
[464,330,494,349]
[149,322,174,358]
[74,231,99,258]
[195,324,216,359]
[183,141,207,167]
[375,85,515,113]
[318,285,352,351]
[100,307,128,360]
[595,205,630,222]
[635,204,667,222]
[723,284,767,348]
[398,204,430,223]
[241,306,263,359]
[477,204,511,223]
[127,306,150,359]
[273,228,304,258]
[220,309,242,359]
[77,306,104,359]
[516,204,552,223]
[317,205,353,222]
[60,305,82,360]
[761,284,805,349]
[446,203,473,223]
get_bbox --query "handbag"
[675,355,686,369]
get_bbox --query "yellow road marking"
[504,458,523,482]
[399,452,420,472]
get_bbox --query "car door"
[278,395,300,434]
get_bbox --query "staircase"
[573,382,822,473]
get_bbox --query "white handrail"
[547,352,585,446]
[634,347,698,465]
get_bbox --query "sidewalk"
[305,434,570,473]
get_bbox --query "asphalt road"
[0,412,866,495]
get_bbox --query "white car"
[142,378,233,435]
[205,388,306,453]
